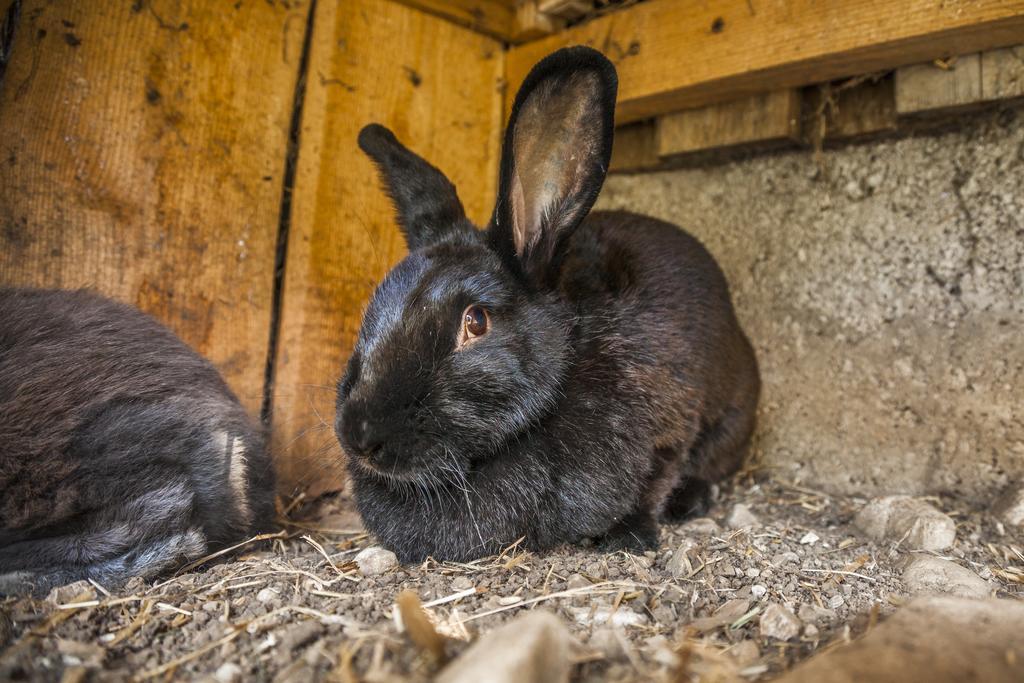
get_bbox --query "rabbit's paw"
[597,512,659,554]
[662,478,713,522]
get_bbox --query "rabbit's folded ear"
[488,46,617,285]
[358,124,467,251]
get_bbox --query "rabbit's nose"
[352,418,386,456]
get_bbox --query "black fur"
[0,288,275,595]
[336,46,760,562]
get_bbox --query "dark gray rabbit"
[335,46,759,562]
[0,288,275,595]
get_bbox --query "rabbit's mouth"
[347,442,469,489]
[347,446,431,484]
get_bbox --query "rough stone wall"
[596,106,1024,500]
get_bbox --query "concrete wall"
[596,106,1024,500]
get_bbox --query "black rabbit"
[0,288,275,595]
[335,46,759,562]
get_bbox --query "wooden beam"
[507,0,1024,124]
[269,0,504,496]
[896,44,1024,114]
[805,75,898,143]
[391,0,516,41]
[609,121,658,173]
[656,90,800,158]
[0,0,307,416]
[982,44,1024,100]
[896,55,984,114]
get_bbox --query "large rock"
[993,485,1024,526]
[766,596,1024,682]
[902,555,990,598]
[854,496,956,550]
[437,611,570,683]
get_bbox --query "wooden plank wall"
[6,0,1015,496]
[268,0,505,495]
[507,0,1024,123]
[0,0,309,414]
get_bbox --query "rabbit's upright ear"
[358,124,467,251]
[488,46,617,285]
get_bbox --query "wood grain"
[896,54,984,114]
[812,76,898,142]
[656,90,800,158]
[507,0,1024,123]
[0,0,308,415]
[609,121,658,173]
[981,44,1024,100]
[269,0,504,495]
[392,0,516,40]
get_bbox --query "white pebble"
[355,546,399,576]
[215,663,243,683]
[799,531,820,545]
[751,584,767,598]
[759,603,802,641]
[256,588,276,603]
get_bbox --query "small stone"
[667,541,698,578]
[854,496,956,551]
[681,517,722,536]
[828,594,845,609]
[727,504,760,529]
[256,588,277,604]
[215,663,244,683]
[751,585,767,599]
[773,551,800,566]
[450,576,474,591]
[993,486,1024,527]
[280,620,322,653]
[759,604,802,641]
[570,606,648,629]
[902,556,990,598]
[437,611,569,683]
[746,567,761,578]
[729,640,760,666]
[46,580,96,606]
[589,628,632,662]
[797,603,835,624]
[202,601,221,612]
[354,546,398,576]
[566,573,589,590]
[799,531,820,545]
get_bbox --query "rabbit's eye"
[461,305,489,343]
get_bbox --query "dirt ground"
[2,474,1021,682]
